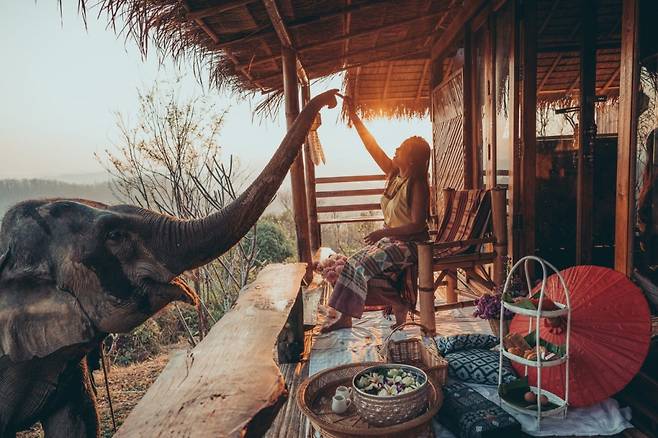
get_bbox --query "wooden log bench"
[114,263,306,438]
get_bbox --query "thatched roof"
[84,1,456,88]
[79,0,628,118]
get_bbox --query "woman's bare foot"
[320,313,353,333]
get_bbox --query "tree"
[99,84,259,338]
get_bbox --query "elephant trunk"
[159,94,327,275]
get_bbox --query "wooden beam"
[538,0,560,36]
[382,63,394,99]
[576,0,597,265]
[316,188,385,198]
[114,263,306,438]
[601,65,621,93]
[353,66,362,102]
[283,46,313,282]
[255,39,429,85]
[317,203,382,213]
[615,0,640,275]
[187,0,254,20]
[181,1,261,88]
[342,0,353,67]
[214,0,399,51]
[538,54,562,92]
[244,12,441,69]
[316,174,386,184]
[416,59,430,101]
[432,0,488,60]
[262,0,308,85]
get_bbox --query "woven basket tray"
[381,322,449,387]
[297,362,443,438]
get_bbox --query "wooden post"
[508,0,521,263]
[615,0,639,275]
[301,84,321,252]
[576,0,597,265]
[282,46,313,282]
[446,271,458,303]
[519,0,537,259]
[485,17,497,189]
[418,243,436,335]
[491,187,508,286]
[463,24,475,189]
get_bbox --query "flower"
[473,293,514,320]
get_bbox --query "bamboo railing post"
[282,46,313,283]
[491,187,508,287]
[301,84,321,252]
[418,243,437,335]
[445,271,458,304]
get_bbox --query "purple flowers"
[473,293,514,320]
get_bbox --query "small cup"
[331,394,351,414]
[335,385,352,400]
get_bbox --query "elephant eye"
[106,230,124,242]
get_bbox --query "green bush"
[256,220,293,264]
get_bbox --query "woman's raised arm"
[346,100,393,175]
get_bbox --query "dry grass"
[16,344,182,438]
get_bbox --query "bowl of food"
[352,364,429,426]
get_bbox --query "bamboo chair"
[417,187,508,334]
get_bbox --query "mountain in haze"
[0,179,119,217]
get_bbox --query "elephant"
[0,89,338,437]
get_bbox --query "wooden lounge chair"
[417,187,508,334]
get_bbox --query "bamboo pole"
[417,243,436,335]
[301,84,320,252]
[576,0,597,265]
[282,46,313,283]
[491,187,508,286]
[615,0,639,275]
[445,271,458,304]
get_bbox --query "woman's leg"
[366,278,409,328]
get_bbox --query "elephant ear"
[0,275,96,362]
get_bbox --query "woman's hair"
[386,136,431,205]
[400,136,431,181]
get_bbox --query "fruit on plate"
[524,391,537,403]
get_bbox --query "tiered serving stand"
[497,256,572,430]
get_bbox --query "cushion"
[445,349,517,385]
[437,381,522,438]
[436,334,499,356]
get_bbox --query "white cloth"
[429,383,633,437]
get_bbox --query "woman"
[321,99,431,333]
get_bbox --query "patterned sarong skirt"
[328,237,419,319]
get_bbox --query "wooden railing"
[314,174,387,225]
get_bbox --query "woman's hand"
[364,229,387,245]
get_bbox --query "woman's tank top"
[381,175,413,228]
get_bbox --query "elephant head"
[0,90,338,363]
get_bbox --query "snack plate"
[503,301,569,318]
[499,385,568,418]
[297,362,442,438]
[502,349,567,368]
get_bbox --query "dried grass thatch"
[66,0,461,118]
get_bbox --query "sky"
[0,1,431,182]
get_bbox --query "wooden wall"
[432,69,466,215]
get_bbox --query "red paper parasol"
[509,265,651,407]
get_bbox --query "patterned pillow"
[436,333,499,355]
[437,381,521,438]
[445,349,517,385]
